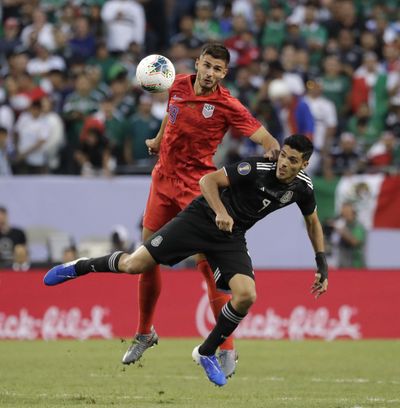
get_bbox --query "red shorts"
[143,168,201,232]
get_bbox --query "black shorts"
[143,202,254,292]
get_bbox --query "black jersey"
[195,157,316,231]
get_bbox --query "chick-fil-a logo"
[195,283,361,340]
[0,306,112,340]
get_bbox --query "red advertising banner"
[0,269,399,340]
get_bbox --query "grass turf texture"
[0,339,399,408]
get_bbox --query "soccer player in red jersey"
[123,43,280,377]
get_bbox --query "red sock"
[197,260,234,351]
[137,265,162,334]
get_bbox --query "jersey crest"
[280,190,294,203]
[237,162,251,175]
[202,103,215,118]
[169,104,179,124]
[151,235,163,247]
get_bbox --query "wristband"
[315,252,328,282]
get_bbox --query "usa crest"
[280,191,293,203]
[202,103,215,118]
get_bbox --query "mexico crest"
[280,191,293,203]
[202,103,215,118]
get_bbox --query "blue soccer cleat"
[43,258,88,286]
[192,345,227,387]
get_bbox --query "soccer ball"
[136,54,176,93]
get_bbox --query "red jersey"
[155,74,261,187]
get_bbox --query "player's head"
[195,43,229,92]
[276,134,314,183]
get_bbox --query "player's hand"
[311,274,328,299]
[215,213,234,232]
[263,149,280,161]
[311,252,328,299]
[146,137,161,155]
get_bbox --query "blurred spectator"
[124,94,160,166]
[268,78,314,144]
[324,132,361,178]
[0,18,22,66]
[12,244,30,271]
[87,41,118,83]
[364,131,400,173]
[326,202,367,268]
[336,29,363,77]
[81,97,127,166]
[260,3,286,50]
[13,99,50,174]
[108,67,135,118]
[62,72,100,171]
[101,0,145,53]
[41,96,65,173]
[12,71,47,114]
[0,206,28,268]
[300,2,328,72]
[26,43,66,77]
[0,127,12,176]
[360,29,382,60]
[351,52,388,121]
[193,0,221,42]
[386,99,400,138]
[0,91,15,142]
[62,245,78,263]
[21,9,57,51]
[224,15,259,70]
[346,103,382,150]
[42,68,72,114]
[321,54,351,121]
[110,224,133,252]
[67,15,96,60]
[170,15,203,59]
[304,78,338,175]
[325,0,363,43]
[279,48,306,94]
[74,127,113,177]
[4,47,29,78]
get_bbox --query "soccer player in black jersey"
[44,134,328,387]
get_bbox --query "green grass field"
[0,339,399,408]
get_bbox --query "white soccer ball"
[136,54,176,93]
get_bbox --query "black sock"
[75,251,125,276]
[199,301,246,356]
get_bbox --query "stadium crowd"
[0,0,399,178]
[1,0,400,270]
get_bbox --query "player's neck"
[193,80,217,96]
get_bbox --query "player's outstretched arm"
[304,210,328,298]
[249,126,281,160]
[199,169,233,232]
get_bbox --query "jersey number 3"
[258,198,271,213]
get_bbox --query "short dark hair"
[283,134,314,160]
[201,43,230,64]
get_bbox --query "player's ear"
[195,58,199,70]
[301,159,309,170]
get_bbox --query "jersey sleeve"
[226,99,262,137]
[296,187,317,216]
[223,157,261,185]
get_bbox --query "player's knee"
[233,288,257,310]
[120,254,147,274]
